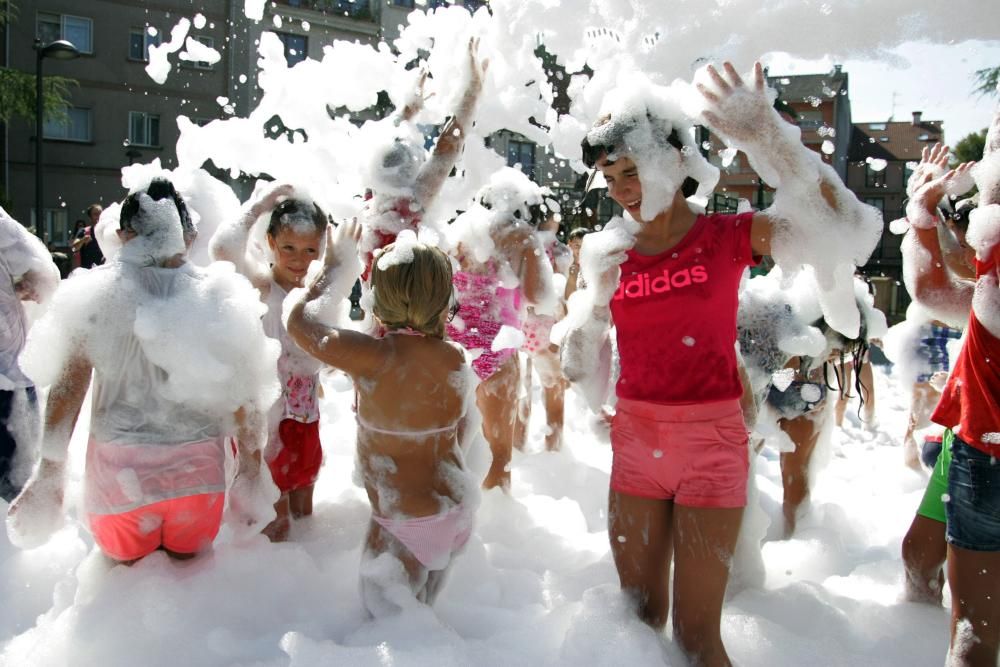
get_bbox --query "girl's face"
[597,155,643,220]
[268,227,323,289]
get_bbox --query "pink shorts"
[88,492,225,561]
[610,398,749,508]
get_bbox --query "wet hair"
[120,178,194,238]
[802,304,872,417]
[567,227,589,242]
[266,198,329,238]
[949,196,977,233]
[479,195,552,228]
[371,244,453,338]
[581,113,699,198]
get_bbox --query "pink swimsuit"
[447,267,522,381]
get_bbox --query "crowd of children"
[1,53,998,667]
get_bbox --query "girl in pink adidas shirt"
[287,221,486,616]
[561,62,881,666]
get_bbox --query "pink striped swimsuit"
[447,265,522,381]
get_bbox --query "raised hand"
[322,219,362,273]
[906,142,950,198]
[907,158,976,229]
[697,61,771,146]
[249,182,295,218]
[466,37,489,96]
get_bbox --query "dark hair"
[478,188,552,228]
[581,118,699,198]
[567,227,589,241]
[119,178,193,236]
[949,196,977,232]
[266,198,329,238]
[805,309,872,419]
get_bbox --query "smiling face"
[268,227,323,290]
[597,154,644,221]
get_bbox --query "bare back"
[353,334,472,519]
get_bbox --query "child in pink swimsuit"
[210,184,327,542]
[287,221,487,616]
[446,169,560,490]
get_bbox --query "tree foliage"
[0,69,76,125]
[953,128,987,165]
[0,0,78,125]
[974,66,1000,98]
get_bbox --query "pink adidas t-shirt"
[610,212,756,404]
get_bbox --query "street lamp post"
[34,38,80,241]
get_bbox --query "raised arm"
[698,61,882,337]
[209,182,293,287]
[491,220,555,311]
[6,352,92,548]
[412,38,488,210]
[902,144,976,323]
[286,220,383,377]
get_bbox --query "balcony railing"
[275,0,374,21]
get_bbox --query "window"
[334,0,371,18]
[506,140,536,179]
[190,35,215,69]
[129,28,161,61]
[426,0,450,7]
[393,0,415,6]
[868,123,887,131]
[864,197,885,213]
[463,0,487,11]
[797,110,823,130]
[43,107,92,142]
[128,111,160,147]
[31,208,70,246]
[273,31,308,66]
[37,13,93,54]
[865,163,886,188]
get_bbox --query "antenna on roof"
[889,91,899,122]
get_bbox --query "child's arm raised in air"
[412,38,488,211]
[6,352,93,548]
[902,144,976,324]
[209,182,294,289]
[698,61,882,336]
[287,220,383,378]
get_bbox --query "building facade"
[0,0,484,249]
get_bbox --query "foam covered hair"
[119,178,193,236]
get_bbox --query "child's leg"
[478,357,520,490]
[513,354,531,452]
[778,412,822,537]
[608,491,674,629]
[263,493,291,542]
[902,514,947,604]
[859,360,876,424]
[534,349,566,452]
[947,546,1000,665]
[289,484,314,518]
[361,519,429,616]
[671,504,743,667]
[834,362,854,427]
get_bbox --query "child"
[287,220,486,615]
[6,178,278,562]
[0,207,60,501]
[519,214,573,452]
[560,62,881,664]
[446,169,558,489]
[210,184,327,541]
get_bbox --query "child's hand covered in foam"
[6,462,65,549]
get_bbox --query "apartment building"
[0,0,485,248]
[848,111,944,320]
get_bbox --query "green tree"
[953,128,987,166]
[973,66,999,98]
[0,0,77,125]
